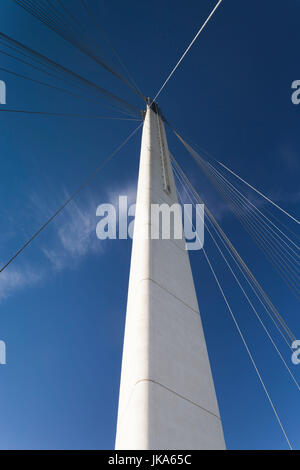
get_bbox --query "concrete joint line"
[135,378,221,420]
[139,277,200,317]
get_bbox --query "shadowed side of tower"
[115,104,225,450]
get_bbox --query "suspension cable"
[173,131,300,298]
[0,33,141,117]
[0,123,142,274]
[80,0,144,97]
[0,109,140,120]
[176,186,294,450]
[152,0,223,102]
[13,0,146,101]
[170,154,296,345]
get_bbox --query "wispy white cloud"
[105,180,137,208]
[41,193,105,271]
[0,188,106,300]
[0,264,43,301]
[42,180,137,270]
[5,169,297,303]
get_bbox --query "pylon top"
[143,98,165,122]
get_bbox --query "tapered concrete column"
[115,104,225,450]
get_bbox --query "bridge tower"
[115,102,225,449]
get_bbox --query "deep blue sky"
[0,0,299,450]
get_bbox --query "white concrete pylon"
[115,104,225,450]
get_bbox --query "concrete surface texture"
[115,105,225,450]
